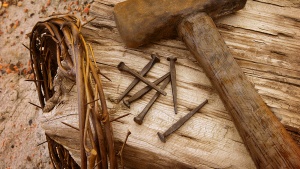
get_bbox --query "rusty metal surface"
[113,0,247,47]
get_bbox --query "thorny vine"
[29,15,118,169]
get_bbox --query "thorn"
[42,113,78,123]
[99,71,112,82]
[37,140,47,146]
[26,32,32,38]
[25,79,44,82]
[56,100,64,107]
[22,43,32,52]
[93,160,102,169]
[82,16,97,27]
[28,102,42,109]
[118,130,131,156]
[68,82,76,93]
[118,130,131,169]
[61,121,79,131]
[110,113,130,122]
[85,98,100,106]
[43,34,59,43]
[59,36,65,45]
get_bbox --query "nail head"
[133,117,143,125]
[151,53,160,63]
[123,99,130,108]
[117,62,125,70]
[167,56,177,61]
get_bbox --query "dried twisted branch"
[30,15,117,169]
[46,134,80,169]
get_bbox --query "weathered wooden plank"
[215,0,300,135]
[43,0,300,168]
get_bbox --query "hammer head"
[114,0,247,48]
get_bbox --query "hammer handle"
[178,12,300,168]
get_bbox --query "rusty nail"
[117,54,160,103]
[118,62,167,96]
[157,99,208,143]
[134,76,170,125]
[123,72,170,108]
[167,56,178,114]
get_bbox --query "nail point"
[123,99,130,108]
[157,132,166,143]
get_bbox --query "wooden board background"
[42,0,300,168]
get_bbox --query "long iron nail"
[123,72,170,108]
[134,76,171,125]
[167,56,178,114]
[157,99,208,143]
[118,62,167,96]
[117,54,160,103]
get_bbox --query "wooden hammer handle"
[178,12,300,168]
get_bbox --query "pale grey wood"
[42,0,300,168]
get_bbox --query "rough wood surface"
[42,0,300,168]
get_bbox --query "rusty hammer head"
[114,0,247,48]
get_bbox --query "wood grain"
[42,0,300,168]
[178,12,300,168]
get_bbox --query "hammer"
[113,0,300,168]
